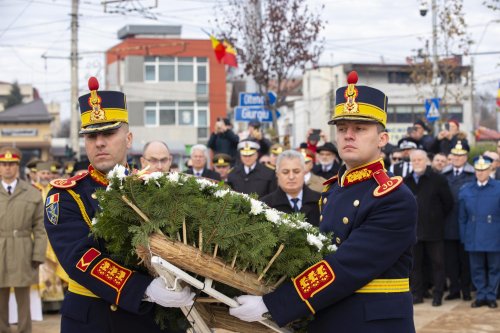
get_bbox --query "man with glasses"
[140,141,172,173]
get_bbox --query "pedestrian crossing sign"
[425,98,440,121]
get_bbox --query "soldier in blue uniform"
[458,155,500,308]
[229,71,417,333]
[44,77,195,333]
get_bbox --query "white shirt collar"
[2,179,18,193]
[244,163,257,174]
[286,190,303,206]
[477,180,488,187]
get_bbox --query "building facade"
[105,25,228,157]
[0,99,53,166]
[281,62,472,147]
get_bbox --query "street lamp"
[419,0,440,134]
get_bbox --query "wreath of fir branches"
[91,166,335,329]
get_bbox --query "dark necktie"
[7,185,12,195]
[291,198,300,212]
[454,169,460,177]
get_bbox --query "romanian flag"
[210,35,238,68]
[497,81,500,108]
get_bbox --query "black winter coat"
[226,163,276,198]
[261,186,321,226]
[404,167,454,241]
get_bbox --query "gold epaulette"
[50,171,89,189]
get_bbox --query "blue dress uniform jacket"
[263,159,417,333]
[442,164,476,240]
[458,179,500,252]
[44,166,175,333]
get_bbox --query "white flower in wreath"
[166,172,180,183]
[91,218,98,226]
[214,189,230,198]
[142,172,163,185]
[107,164,128,183]
[306,233,324,251]
[249,199,264,215]
[265,209,281,224]
[196,178,216,190]
[328,244,338,252]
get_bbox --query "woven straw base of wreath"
[195,303,275,333]
[139,233,276,295]
[135,233,282,333]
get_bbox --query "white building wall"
[295,64,473,146]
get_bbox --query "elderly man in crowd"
[404,149,453,307]
[261,150,321,226]
[185,144,220,181]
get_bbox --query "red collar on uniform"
[339,159,385,187]
[88,165,109,186]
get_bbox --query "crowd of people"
[0,73,499,333]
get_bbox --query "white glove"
[144,277,195,308]
[229,295,268,322]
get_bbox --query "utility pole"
[70,0,80,160]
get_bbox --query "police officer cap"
[450,140,469,156]
[0,146,21,163]
[397,137,418,150]
[473,155,492,171]
[238,140,260,156]
[78,77,128,135]
[35,161,52,172]
[213,153,232,167]
[270,143,284,155]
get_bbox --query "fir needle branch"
[258,244,285,281]
[205,195,230,245]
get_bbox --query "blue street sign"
[239,92,277,107]
[234,106,281,122]
[425,98,441,122]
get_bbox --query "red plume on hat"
[88,76,99,91]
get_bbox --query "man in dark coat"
[261,150,321,226]
[207,118,239,159]
[404,149,454,306]
[227,140,276,198]
[389,137,417,178]
[311,142,341,179]
[229,71,417,333]
[184,144,221,181]
[442,140,475,301]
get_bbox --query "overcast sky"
[1,0,499,120]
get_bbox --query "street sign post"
[425,98,441,122]
[234,107,280,123]
[239,92,277,107]
[235,91,278,123]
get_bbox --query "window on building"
[159,101,176,125]
[197,101,208,139]
[388,71,411,84]
[144,56,208,84]
[144,101,208,130]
